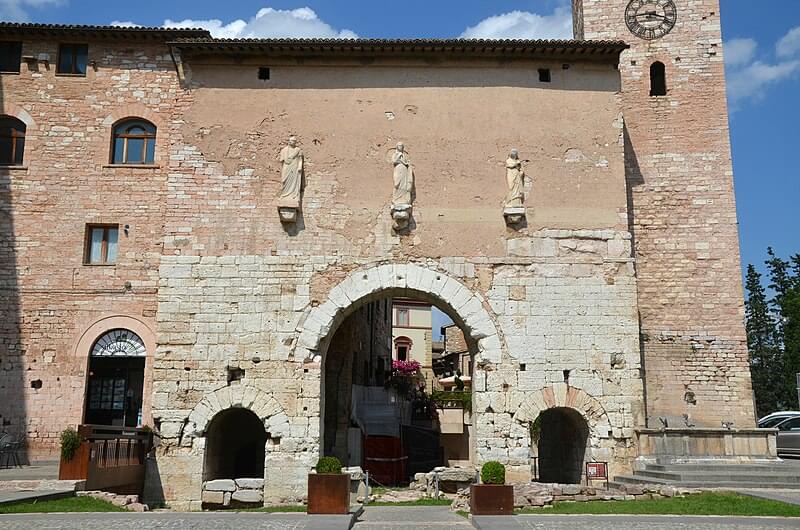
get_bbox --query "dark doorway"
[536,407,589,484]
[84,329,147,427]
[204,408,267,481]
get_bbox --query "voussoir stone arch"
[514,383,612,440]
[187,384,290,440]
[295,262,503,364]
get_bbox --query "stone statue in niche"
[503,148,526,226]
[391,142,414,231]
[278,136,303,223]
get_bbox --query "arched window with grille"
[650,61,667,97]
[0,116,26,166]
[111,118,156,164]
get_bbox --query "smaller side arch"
[187,384,289,440]
[0,103,36,129]
[514,383,611,438]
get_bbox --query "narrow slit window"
[85,225,119,265]
[650,61,667,96]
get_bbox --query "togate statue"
[503,148,526,226]
[391,142,414,231]
[278,136,304,223]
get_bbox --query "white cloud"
[109,21,142,28]
[726,28,800,108]
[776,26,800,58]
[460,7,572,40]
[162,7,357,39]
[727,59,800,105]
[725,38,757,68]
[0,0,63,21]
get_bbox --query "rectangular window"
[397,308,409,327]
[85,225,119,265]
[57,43,88,75]
[538,69,551,83]
[0,42,21,73]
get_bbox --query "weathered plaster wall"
[0,38,174,454]
[577,0,755,427]
[164,60,628,259]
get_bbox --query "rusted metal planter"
[470,484,514,515]
[307,473,350,514]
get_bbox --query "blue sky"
[3,0,798,317]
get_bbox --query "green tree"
[745,265,781,416]
[763,248,800,410]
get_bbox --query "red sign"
[586,462,608,480]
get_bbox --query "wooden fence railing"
[59,425,153,495]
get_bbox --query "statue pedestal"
[278,205,299,224]
[391,204,413,231]
[503,207,526,226]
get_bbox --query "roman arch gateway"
[0,0,763,512]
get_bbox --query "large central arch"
[294,263,503,365]
[294,262,505,466]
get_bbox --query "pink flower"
[392,359,421,376]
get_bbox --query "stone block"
[235,478,265,490]
[232,489,264,504]
[204,479,236,492]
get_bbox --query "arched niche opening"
[534,407,590,484]
[204,408,267,481]
[650,61,667,96]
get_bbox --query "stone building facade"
[0,0,762,510]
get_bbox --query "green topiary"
[481,461,506,485]
[315,456,343,474]
[60,427,82,462]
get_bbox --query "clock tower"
[573,1,756,428]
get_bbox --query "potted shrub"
[470,461,514,515]
[58,427,89,480]
[307,456,349,515]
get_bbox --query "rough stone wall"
[0,37,176,455]
[576,0,755,427]
[142,53,647,507]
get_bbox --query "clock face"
[625,0,677,40]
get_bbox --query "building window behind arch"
[112,119,156,164]
[0,116,25,166]
[395,337,412,361]
[650,61,667,96]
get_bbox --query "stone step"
[639,468,800,482]
[612,475,800,490]
[647,463,800,473]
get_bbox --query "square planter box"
[470,484,514,515]
[307,473,350,515]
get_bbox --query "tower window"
[650,61,667,96]
[258,67,270,80]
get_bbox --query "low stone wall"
[451,483,701,512]
[410,467,477,495]
[78,491,149,512]
[201,478,265,508]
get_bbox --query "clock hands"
[635,11,668,21]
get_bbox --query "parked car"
[776,416,800,457]
[758,411,800,428]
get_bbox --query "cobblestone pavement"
[354,506,471,528]
[473,515,800,530]
[1,511,799,530]
[0,512,351,529]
